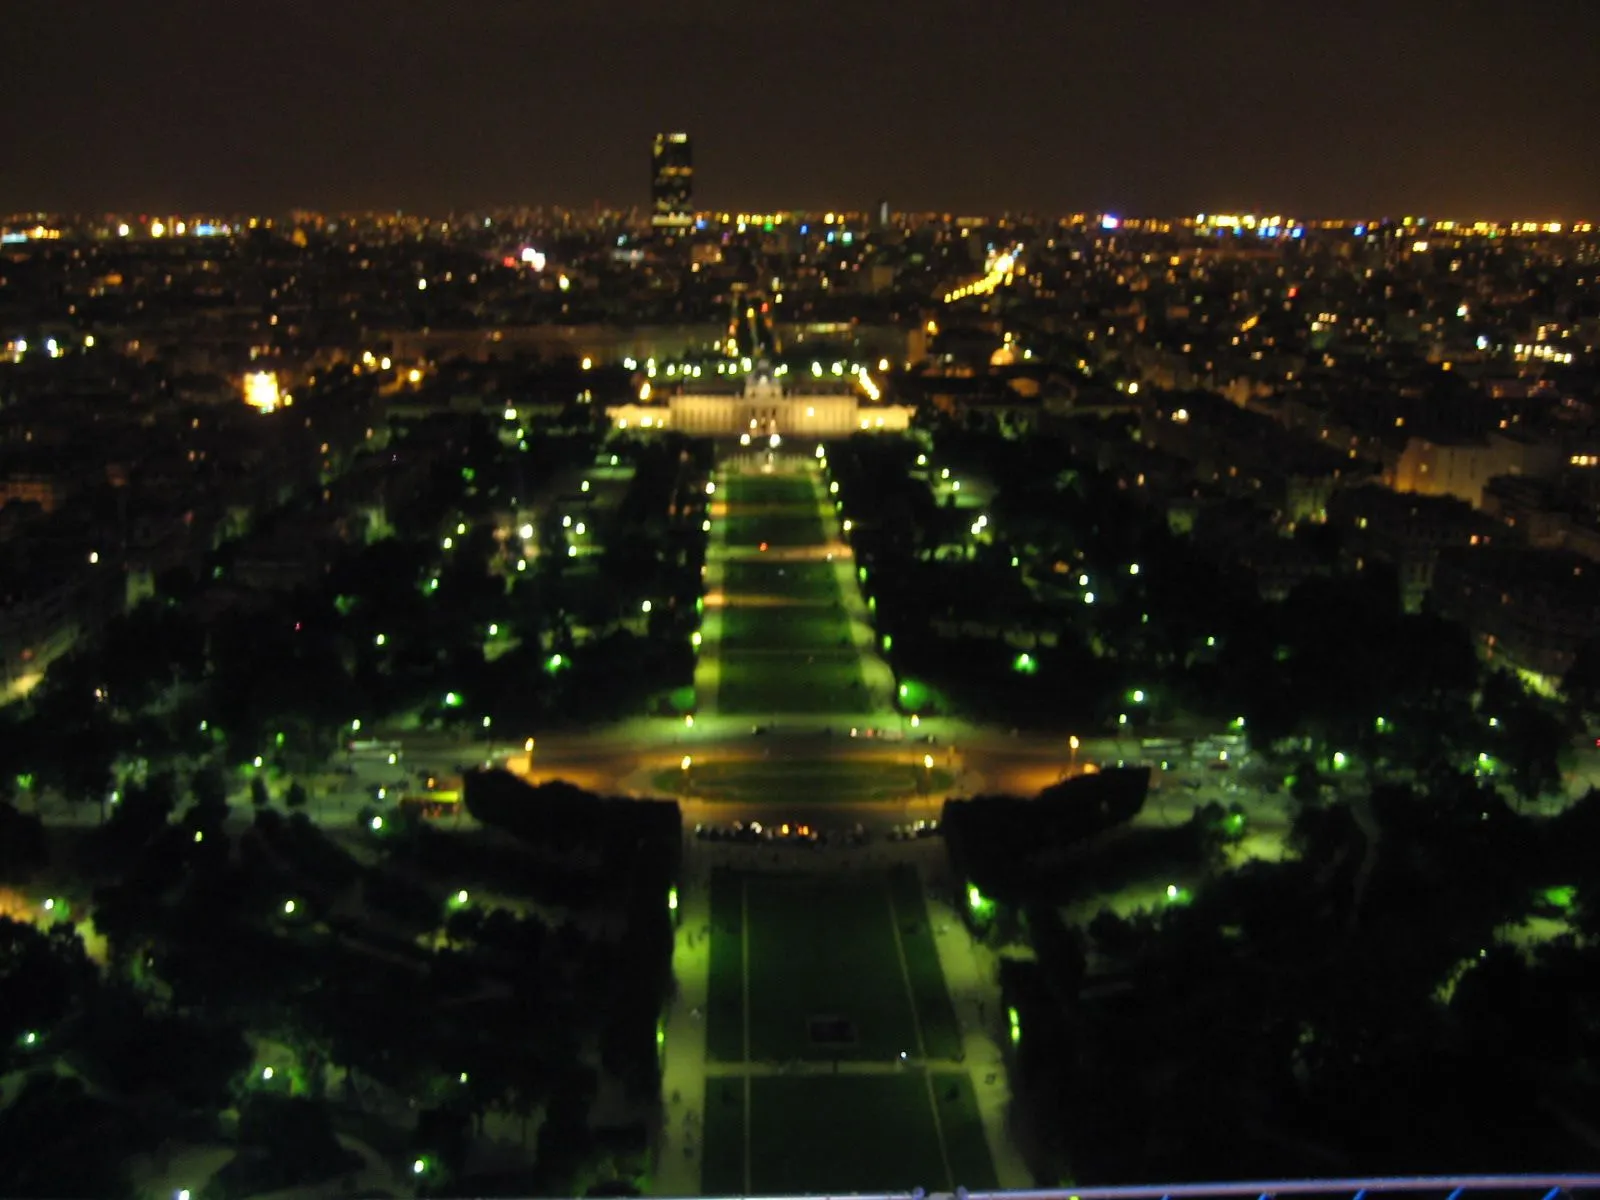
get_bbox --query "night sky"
[7,0,1599,217]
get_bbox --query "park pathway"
[654,450,1028,1196]
[656,852,715,1195]
[698,454,894,728]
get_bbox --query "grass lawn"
[888,866,964,1060]
[715,654,867,715]
[666,760,952,806]
[929,1071,998,1189]
[721,474,828,549]
[724,475,819,507]
[702,1072,996,1194]
[699,1076,747,1194]
[705,870,962,1062]
[721,560,841,601]
[720,607,854,652]
[706,870,746,1063]
[723,512,828,548]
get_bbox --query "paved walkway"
[656,843,714,1196]
[923,895,1034,1188]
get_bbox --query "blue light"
[0,233,26,244]
[1354,224,1368,237]
[799,224,808,235]
[193,224,219,237]
[1101,214,1122,231]
[1476,335,1489,350]
[826,231,835,243]
[1291,227,1305,239]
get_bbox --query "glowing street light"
[681,755,692,771]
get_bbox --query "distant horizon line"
[1,206,1592,228]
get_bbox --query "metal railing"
[709,1177,1600,1200]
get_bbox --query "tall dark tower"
[650,132,694,231]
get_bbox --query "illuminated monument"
[606,289,912,435]
[608,360,912,437]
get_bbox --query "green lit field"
[719,474,827,548]
[719,607,856,652]
[715,651,867,714]
[705,868,961,1062]
[722,512,828,548]
[713,471,868,714]
[700,866,991,1193]
[725,475,820,507]
[700,1072,996,1195]
[721,560,841,602]
[662,759,953,806]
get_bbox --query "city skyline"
[5,0,1600,217]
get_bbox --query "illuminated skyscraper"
[651,132,694,230]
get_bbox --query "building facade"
[608,370,913,437]
[651,133,694,231]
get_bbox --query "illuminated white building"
[607,366,912,437]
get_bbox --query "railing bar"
[947,1184,1600,1200]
